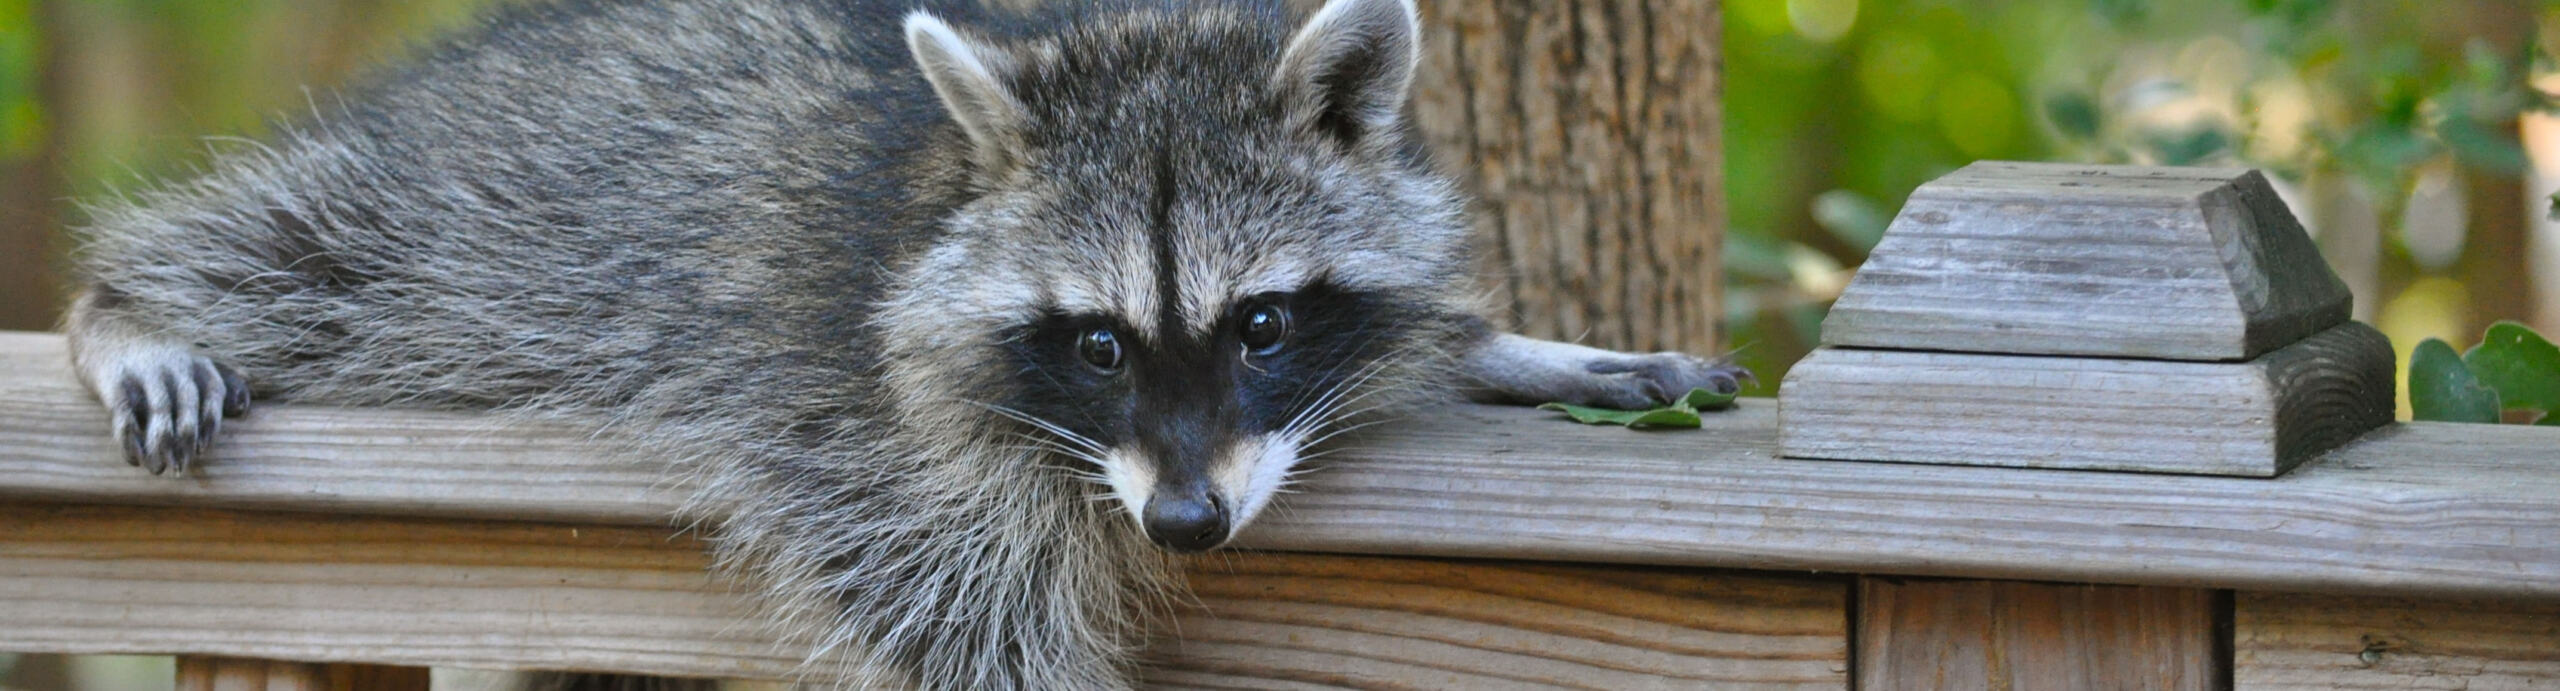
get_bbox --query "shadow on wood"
[176,657,428,691]
[1855,577,2226,691]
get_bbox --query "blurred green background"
[0,0,2554,689]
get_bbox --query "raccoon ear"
[1271,0,1421,150]
[904,12,1026,170]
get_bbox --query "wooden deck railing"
[3,328,2556,688]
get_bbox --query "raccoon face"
[999,275,1441,552]
[899,0,1468,551]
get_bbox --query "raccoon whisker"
[1276,331,1403,426]
[1302,372,1410,426]
[1299,415,1403,451]
[1012,358,1114,435]
[1284,359,1405,441]
[1289,400,1407,460]
[1307,408,1400,444]
[999,441,1108,471]
[1049,469,1115,488]
[968,400,1109,456]
[1281,352,1400,440]
[1318,371,1428,416]
[1060,474,1116,490]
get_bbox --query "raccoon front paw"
[1579,352,1754,408]
[97,349,250,476]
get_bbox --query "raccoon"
[61,0,1748,687]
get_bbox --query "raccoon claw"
[1583,352,1755,407]
[102,351,248,476]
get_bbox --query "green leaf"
[2042,91,2101,141]
[2147,126,2231,166]
[2410,338,2501,423]
[1538,402,1703,428]
[2086,0,2144,26]
[1679,387,1740,410]
[2440,117,2529,174]
[2462,321,2560,423]
[1538,388,1738,429]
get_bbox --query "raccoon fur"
[61,0,1750,687]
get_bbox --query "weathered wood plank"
[1248,409,2560,600]
[1779,321,2394,476]
[1821,161,2352,361]
[3,331,2558,597]
[0,502,1850,688]
[2235,592,2560,689]
[1854,578,2224,690]
[0,331,681,523]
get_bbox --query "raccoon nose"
[1142,494,1229,553]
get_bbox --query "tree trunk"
[1408,0,1726,354]
[0,0,64,332]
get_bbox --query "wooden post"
[1408,0,1727,354]
[175,657,427,691]
[1856,578,2227,690]
[1799,163,2376,688]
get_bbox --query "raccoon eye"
[1239,302,1290,353]
[1077,328,1124,372]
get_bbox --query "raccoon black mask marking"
[999,276,1439,551]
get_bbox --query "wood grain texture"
[1151,555,1847,689]
[2,331,2557,597]
[1409,0,1725,354]
[0,331,683,523]
[2236,592,2560,690]
[177,657,429,691]
[1779,321,2394,476]
[1855,578,2224,691]
[1822,161,2352,361]
[0,502,1848,688]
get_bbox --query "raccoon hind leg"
[64,287,252,475]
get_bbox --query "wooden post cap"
[1780,322,2395,477]
[1820,161,2352,361]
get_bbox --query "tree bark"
[1407,0,1726,354]
[2454,3,2536,332]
